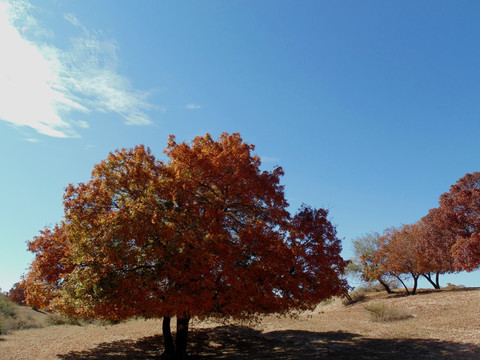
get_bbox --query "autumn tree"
[347,233,395,293]
[25,133,347,359]
[416,208,457,288]
[376,225,427,295]
[7,282,26,306]
[435,172,480,271]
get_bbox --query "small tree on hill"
[376,225,422,295]
[24,133,347,359]
[347,233,395,293]
[416,208,458,288]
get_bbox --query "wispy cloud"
[0,1,153,138]
[24,137,40,143]
[186,104,202,110]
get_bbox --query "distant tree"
[416,208,458,288]
[348,233,394,294]
[7,282,26,306]
[25,133,347,359]
[376,225,425,295]
[436,172,480,271]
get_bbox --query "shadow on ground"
[58,325,480,360]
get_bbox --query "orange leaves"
[452,233,480,271]
[377,225,423,276]
[287,205,347,306]
[24,132,346,323]
[436,172,480,271]
[7,282,26,305]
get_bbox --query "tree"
[25,133,347,359]
[24,223,74,310]
[348,233,395,294]
[416,208,458,288]
[376,225,426,295]
[7,282,26,306]
[436,172,480,271]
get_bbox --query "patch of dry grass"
[0,294,45,335]
[364,302,411,322]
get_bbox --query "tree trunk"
[435,272,441,289]
[341,289,353,303]
[162,317,175,358]
[395,275,410,295]
[175,317,190,360]
[411,273,419,295]
[422,273,440,290]
[377,277,393,294]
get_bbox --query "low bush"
[364,302,411,322]
[0,316,40,333]
[0,294,18,318]
[444,283,466,291]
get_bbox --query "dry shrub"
[0,294,18,318]
[364,302,411,322]
[444,283,466,291]
[1,315,40,333]
[0,294,18,334]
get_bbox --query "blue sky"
[1,0,479,292]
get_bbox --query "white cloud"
[186,104,202,110]
[64,13,81,28]
[24,137,40,143]
[0,0,153,138]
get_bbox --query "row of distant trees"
[349,172,480,295]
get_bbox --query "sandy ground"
[1,288,479,359]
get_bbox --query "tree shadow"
[58,325,480,360]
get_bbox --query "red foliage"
[417,208,457,274]
[7,282,26,306]
[24,133,347,325]
[436,172,480,271]
[377,225,424,278]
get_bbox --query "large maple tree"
[24,133,347,359]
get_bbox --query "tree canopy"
[24,133,347,359]
[437,172,480,271]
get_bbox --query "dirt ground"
[1,288,479,359]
